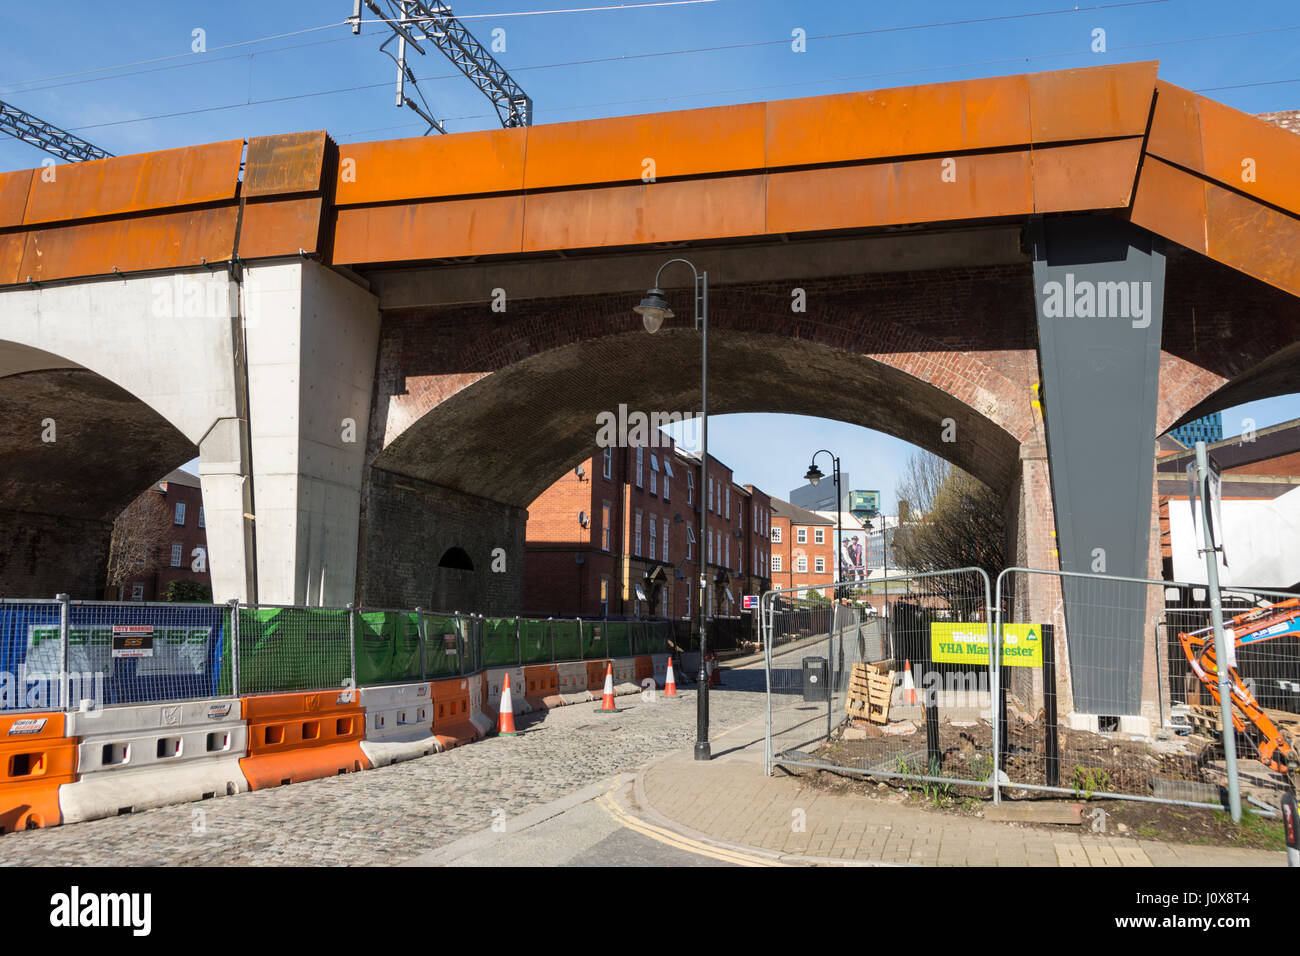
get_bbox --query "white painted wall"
[1169,486,1300,588]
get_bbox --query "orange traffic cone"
[902,659,917,705]
[709,652,723,687]
[497,672,518,736]
[596,661,618,712]
[664,656,678,697]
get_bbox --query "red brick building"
[524,436,772,620]
[116,469,211,601]
[769,498,836,598]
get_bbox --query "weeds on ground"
[1072,766,1114,799]
[1209,809,1284,845]
[896,757,958,809]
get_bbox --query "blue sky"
[3,0,1298,504]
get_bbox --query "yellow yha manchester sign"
[929,623,1043,668]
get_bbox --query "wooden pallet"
[846,661,895,725]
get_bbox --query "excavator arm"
[1178,599,1300,773]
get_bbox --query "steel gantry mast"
[349,0,532,135]
[0,99,113,162]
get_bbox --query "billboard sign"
[849,490,880,520]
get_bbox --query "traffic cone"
[902,659,917,705]
[709,652,723,687]
[664,656,678,696]
[596,661,617,712]
[497,673,518,736]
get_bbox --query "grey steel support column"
[1030,216,1166,716]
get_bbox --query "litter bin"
[802,656,828,702]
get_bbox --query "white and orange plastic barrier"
[359,682,440,767]
[59,698,248,824]
[0,712,77,833]
[239,690,369,789]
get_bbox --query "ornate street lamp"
[635,258,712,761]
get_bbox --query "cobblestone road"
[0,668,774,866]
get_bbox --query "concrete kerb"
[398,773,638,867]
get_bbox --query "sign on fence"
[930,622,1043,668]
[27,624,213,675]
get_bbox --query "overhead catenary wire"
[2,0,1178,98]
[7,1,1293,141]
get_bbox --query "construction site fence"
[994,568,1300,812]
[762,568,999,798]
[760,566,1300,815]
[0,598,675,712]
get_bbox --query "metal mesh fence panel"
[0,600,65,712]
[552,620,581,660]
[996,568,1300,809]
[56,601,231,708]
[230,606,351,695]
[644,621,671,653]
[764,569,995,795]
[480,618,519,667]
[581,620,607,659]
[354,610,422,686]
[604,621,632,657]
[520,619,553,664]
[421,613,463,677]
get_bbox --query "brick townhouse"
[769,497,835,599]
[117,469,211,601]
[524,435,772,620]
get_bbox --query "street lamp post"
[635,258,712,761]
[803,451,842,597]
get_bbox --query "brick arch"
[0,358,196,598]
[368,270,1044,504]
[1155,245,1300,433]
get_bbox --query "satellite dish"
[578,510,590,527]
[575,463,586,478]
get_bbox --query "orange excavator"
[1178,598,1300,774]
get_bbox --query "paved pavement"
[640,710,1282,866]
[0,648,1283,866]
[0,676,768,866]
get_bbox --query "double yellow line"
[596,793,787,867]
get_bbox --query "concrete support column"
[242,261,380,605]
[198,418,255,603]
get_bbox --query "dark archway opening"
[437,547,474,571]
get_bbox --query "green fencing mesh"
[603,621,632,657]
[551,620,581,660]
[481,618,520,667]
[224,607,352,695]
[422,613,464,677]
[520,620,553,664]
[581,621,606,659]
[219,608,677,696]
[355,611,422,686]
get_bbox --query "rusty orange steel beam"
[2,61,1300,300]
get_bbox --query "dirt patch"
[1096,799,1284,850]
[786,717,1287,850]
[811,715,1208,798]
